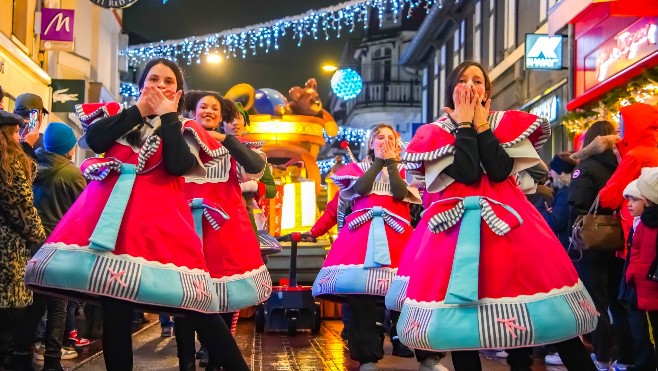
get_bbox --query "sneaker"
[545,353,563,365]
[591,354,610,371]
[359,363,379,371]
[612,361,630,371]
[419,356,449,371]
[60,347,78,360]
[495,350,509,358]
[160,326,172,337]
[67,330,90,347]
[34,346,78,361]
[196,346,208,367]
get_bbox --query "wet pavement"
[70,317,568,371]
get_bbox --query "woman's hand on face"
[473,98,492,127]
[375,140,397,160]
[153,89,182,117]
[136,86,157,117]
[444,84,478,124]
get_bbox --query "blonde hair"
[0,125,34,185]
[366,123,400,161]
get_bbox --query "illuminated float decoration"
[225,79,338,235]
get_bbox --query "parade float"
[225,78,339,239]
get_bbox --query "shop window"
[473,1,482,62]
[372,47,392,82]
[12,0,28,47]
[488,0,496,68]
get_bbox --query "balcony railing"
[345,80,422,112]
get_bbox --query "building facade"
[327,4,426,148]
[401,0,568,161]
[0,0,124,162]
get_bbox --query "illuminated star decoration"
[122,0,438,65]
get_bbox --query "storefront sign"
[525,34,564,70]
[51,79,85,112]
[587,17,658,90]
[40,8,75,52]
[89,0,139,8]
[529,95,559,123]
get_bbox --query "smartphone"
[27,109,39,131]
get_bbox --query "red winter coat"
[599,103,658,253]
[626,224,658,311]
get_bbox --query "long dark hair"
[583,120,616,147]
[127,58,186,146]
[444,61,492,110]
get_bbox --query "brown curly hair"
[0,125,34,185]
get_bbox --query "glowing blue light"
[120,82,140,98]
[331,68,363,100]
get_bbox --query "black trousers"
[12,293,67,360]
[347,295,385,364]
[451,338,595,371]
[101,298,248,371]
[0,308,25,365]
[575,252,634,364]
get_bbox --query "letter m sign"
[41,8,75,42]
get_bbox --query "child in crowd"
[626,167,658,368]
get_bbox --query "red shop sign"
[584,17,658,91]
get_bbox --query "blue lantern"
[331,68,363,100]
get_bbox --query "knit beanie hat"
[622,180,642,200]
[637,167,658,205]
[44,122,76,155]
[549,152,576,175]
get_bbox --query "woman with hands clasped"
[312,124,422,370]
[25,58,248,371]
[393,61,597,371]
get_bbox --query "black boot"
[178,357,196,371]
[391,339,414,358]
[42,357,64,371]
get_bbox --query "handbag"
[569,195,624,256]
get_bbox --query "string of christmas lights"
[122,0,438,65]
[324,126,370,145]
[120,81,140,98]
[317,155,349,174]
[562,66,658,136]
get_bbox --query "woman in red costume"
[396,61,597,371]
[24,59,248,371]
[313,124,421,370]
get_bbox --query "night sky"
[123,0,363,101]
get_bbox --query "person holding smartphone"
[13,93,48,159]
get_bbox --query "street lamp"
[321,64,338,72]
[207,54,223,64]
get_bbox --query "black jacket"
[32,148,86,236]
[568,149,618,228]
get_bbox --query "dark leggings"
[347,295,385,364]
[102,298,248,371]
[451,338,595,371]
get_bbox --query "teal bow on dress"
[89,164,137,252]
